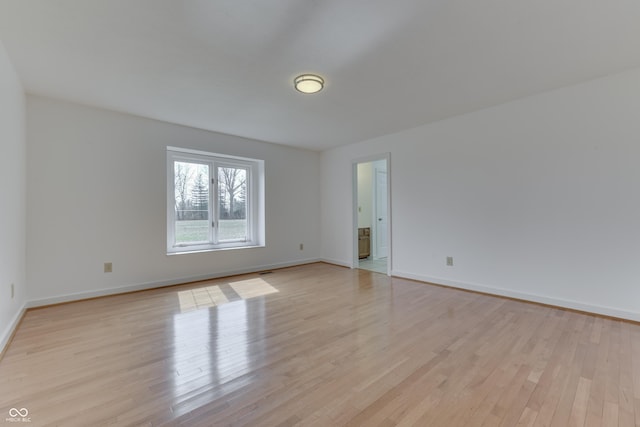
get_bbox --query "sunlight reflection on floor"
[177,277,278,312]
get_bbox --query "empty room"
[2,1,640,426]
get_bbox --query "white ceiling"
[1,0,640,151]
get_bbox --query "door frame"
[351,153,392,276]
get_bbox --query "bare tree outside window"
[218,167,247,240]
[174,162,209,243]
[174,162,194,221]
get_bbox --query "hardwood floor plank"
[568,376,591,427]
[516,407,538,427]
[1,263,640,426]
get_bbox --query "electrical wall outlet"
[104,262,113,273]
[299,243,304,251]
[446,256,454,266]
[11,283,14,299]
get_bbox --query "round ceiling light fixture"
[294,74,324,94]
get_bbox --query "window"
[167,147,264,253]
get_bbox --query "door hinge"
[212,221,215,227]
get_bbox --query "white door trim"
[351,153,392,276]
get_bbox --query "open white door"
[374,168,387,259]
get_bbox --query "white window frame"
[167,146,265,254]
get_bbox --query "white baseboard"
[391,270,640,322]
[1,302,27,356]
[320,258,352,268]
[27,258,321,308]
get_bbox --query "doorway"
[353,155,390,275]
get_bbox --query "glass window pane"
[217,166,248,241]
[174,161,209,244]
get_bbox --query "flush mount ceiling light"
[294,74,324,94]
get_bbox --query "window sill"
[167,244,265,256]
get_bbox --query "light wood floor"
[2,263,640,426]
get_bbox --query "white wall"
[321,67,640,320]
[27,96,321,304]
[0,41,26,350]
